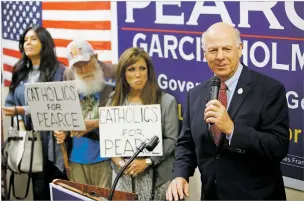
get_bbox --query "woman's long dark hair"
[111,47,162,106]
[9,26,59,92]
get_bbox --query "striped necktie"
[210,82,227,146]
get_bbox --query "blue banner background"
[117,1,304,187]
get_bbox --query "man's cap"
[66,40,94,67]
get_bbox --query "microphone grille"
[210,76,221,87]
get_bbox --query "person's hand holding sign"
[70,119,99,137]
[125,159,149,177]
[54,131,68,144]
[2,106,25,116]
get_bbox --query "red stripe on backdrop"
[43,20,111,30]
[58,57,69,67]
[42,1,111,11]
[3,64,14,73]
[4,80,11,87]
[3,48,21,58]
[54,39,112,50]
[122,27,304,41]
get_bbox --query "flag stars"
[2,2,42,41]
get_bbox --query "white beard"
[74,65,105,96]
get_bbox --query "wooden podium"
[51,179,138,200]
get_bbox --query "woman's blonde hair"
[111,47,162,106]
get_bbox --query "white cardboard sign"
[99,104,163,157]
[25,81,85,131]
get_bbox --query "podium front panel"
[50,183,95,201]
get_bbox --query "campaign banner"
[25,81,86,131]
[116,1,304,190]
[99,104,162,157]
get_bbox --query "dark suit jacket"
[172,65,289,200]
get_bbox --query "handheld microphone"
[145,135,159,151]
[208,76,221,130]
[108,136,159,200]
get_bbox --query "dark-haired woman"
[2,26,67,200]
[108,47,179,200]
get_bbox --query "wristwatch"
[145,158,153,166]
[118,160,125,168]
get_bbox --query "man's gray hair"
[201,28,242,51]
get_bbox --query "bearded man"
[54,40,116,188]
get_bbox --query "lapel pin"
[237,88,243,95]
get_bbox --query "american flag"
[1,1,117,87]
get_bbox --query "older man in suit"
[166,22,289,200]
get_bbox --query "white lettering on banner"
[155,2,184,25]
[158,74,304,110]
[285,2,304,31]
[125,1,304,31]
[249,41,270,68]
[186,2,234,26]
[164,35,178,59]
[133,33,202,61]
[291,44,304,72]
[125,2,150,23]
[242,40,248,65]
[150,34,163,57]
[133,33,147,50]
[133,33,303,72]
[242,41,303,71]
[272,43,289,71]
[99,105,163,157]
[286,91,304,110]
[239,2,284,29]
[158,74,200,92]
[25,81,86,131]
[180,36,195,60]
